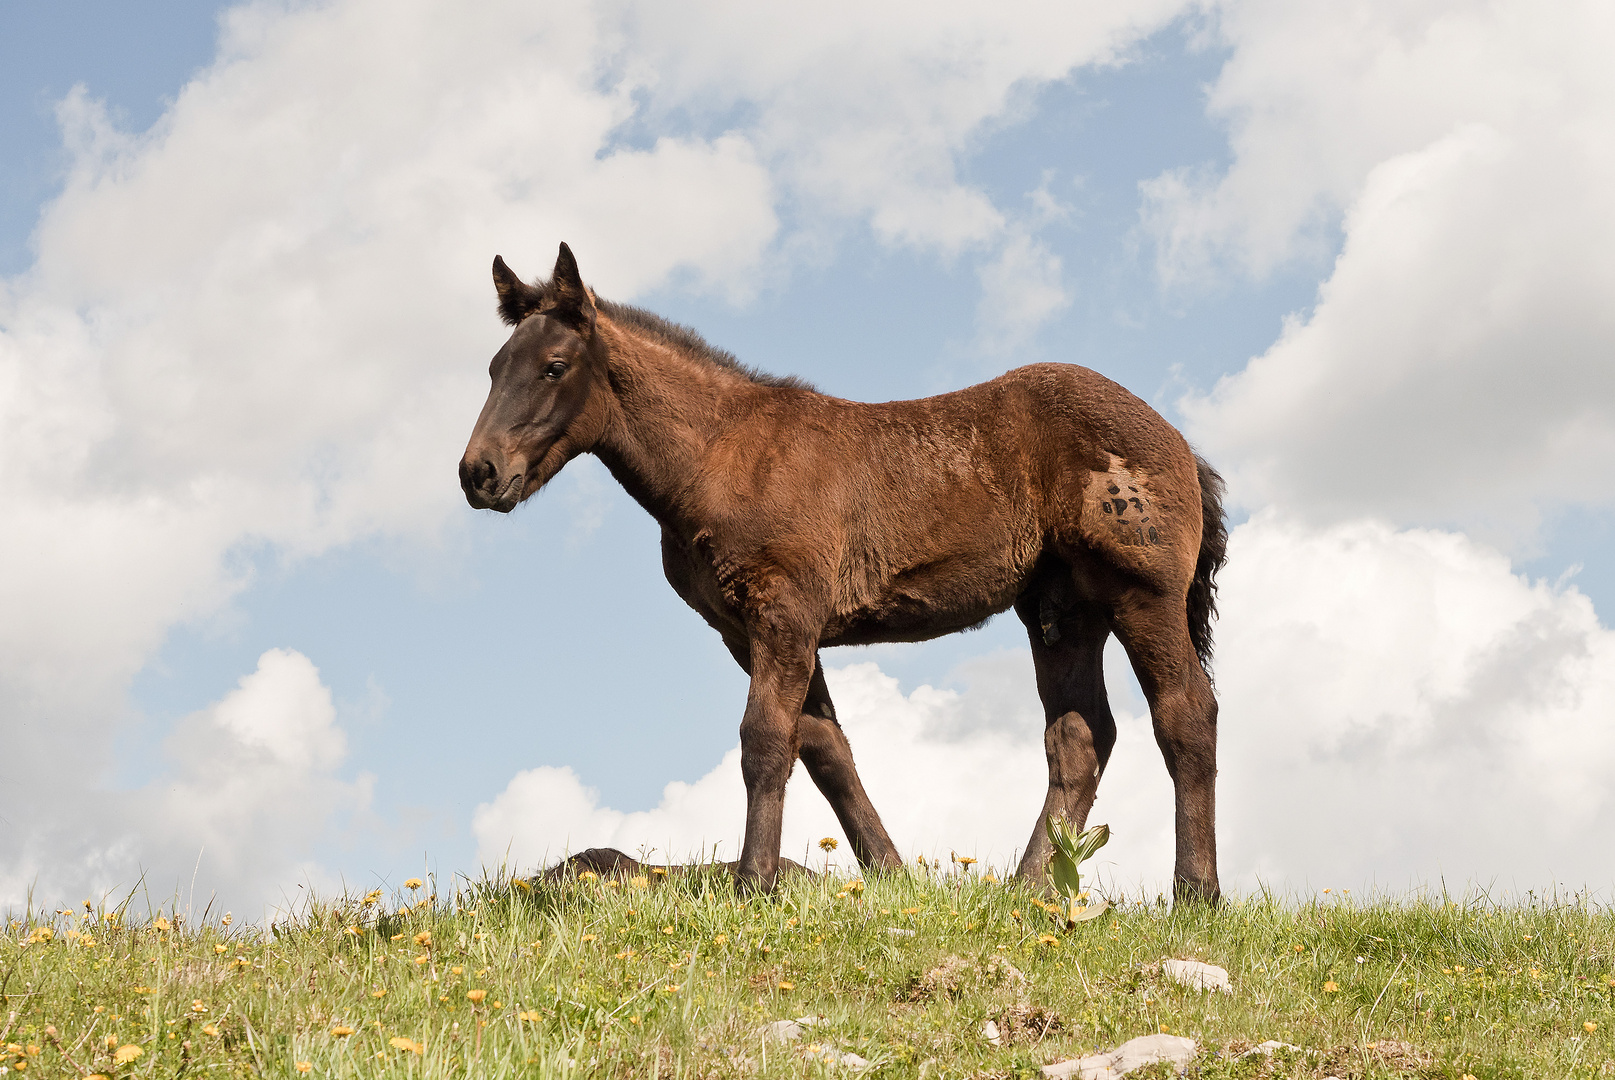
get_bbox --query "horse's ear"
[544,242,597,333]
[492,255,543,326]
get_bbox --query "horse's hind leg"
[1109,588,1221,904]
[724,638,900,872]
[1012,587,1118,885]
[797,657,903,871]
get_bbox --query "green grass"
[3,866,1612,1078]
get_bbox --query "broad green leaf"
[1045,816,1111,928]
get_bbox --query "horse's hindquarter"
[1021,364,1205,599]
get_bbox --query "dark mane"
[530,277,812,390]
[594,297,813,391]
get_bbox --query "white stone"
[1162,959,1232,993]
[1041,1034,1199,1079]
[764,1019,803,1043]
[1242,1040,1300,1057]
[763,1017,867,1070]
[982,1019,1002,1046]
[884,927,916,937]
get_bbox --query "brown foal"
[460,244,1228,902]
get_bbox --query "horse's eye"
[544,361,567,380]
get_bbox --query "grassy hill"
[3,863,1611,1078]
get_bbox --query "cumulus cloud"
[472,659,1072,875]
[0,649,369,918]
[476,513,1615,896]
[1152,0,1615,539]
[974,231,1071,353]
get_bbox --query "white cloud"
[472,658,1081,875]
[0,649,369,919]
[476,512,1615,896]
[619,1,1188,255]
[975,231,1071,352]
[1155,0,1615,540]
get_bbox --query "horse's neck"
[591,318,751,524]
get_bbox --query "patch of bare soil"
[987,1001,1064,1043]
[904,954,1027,1002]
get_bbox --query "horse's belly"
[822,557,1025,646]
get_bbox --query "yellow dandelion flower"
[390,933,404,941]
[1586,1021,1598,1033]
[958,856,977,868]
[662,984,681,994]
[191,999,207,1013]
[776,981,794,991]
[1293,944,1305,952]
[491,1001,502,1009]
[581,933,597,943]
[984,870,998,882]
[344,926,359,936]
[818,837,839,852]
[113,1045,143,1064]
[413,955,429,966]
[902,906,920,915]
[295,1062,312,1073]
[519,1010,542,1022]
[660,926,675,935]
[413,931,431,946]
[835,891,848,899]
[371,989,387,999]
[466,989,487,1003]
[1323,981,1340,992]
[214,944,227,954]
[201,1024,220,1038]
[629,875,648,889]
[388,1037,424,1055]
[451,966,463,975]
[848,880,865,894]
[330,1026,354,1037]
[651,866,668,877]
[577,870,598,883]
[713,934,727,944]
[404,878,423,890]
[152,917,171,932]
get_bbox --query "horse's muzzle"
[460,455,523,513]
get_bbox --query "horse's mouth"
[465,470,524,513]
[486,472,525,513]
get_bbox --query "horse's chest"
[660,528,775,634]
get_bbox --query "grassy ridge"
[2,866,1612,1078]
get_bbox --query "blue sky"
[4,0,1613,915]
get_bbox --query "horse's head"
[460,243,609,512]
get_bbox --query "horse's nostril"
[460,456,498,497]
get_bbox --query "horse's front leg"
[735,628,818,893]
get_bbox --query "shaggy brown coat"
[460,244,1227,902]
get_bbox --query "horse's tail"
[1187,453,1228,677]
